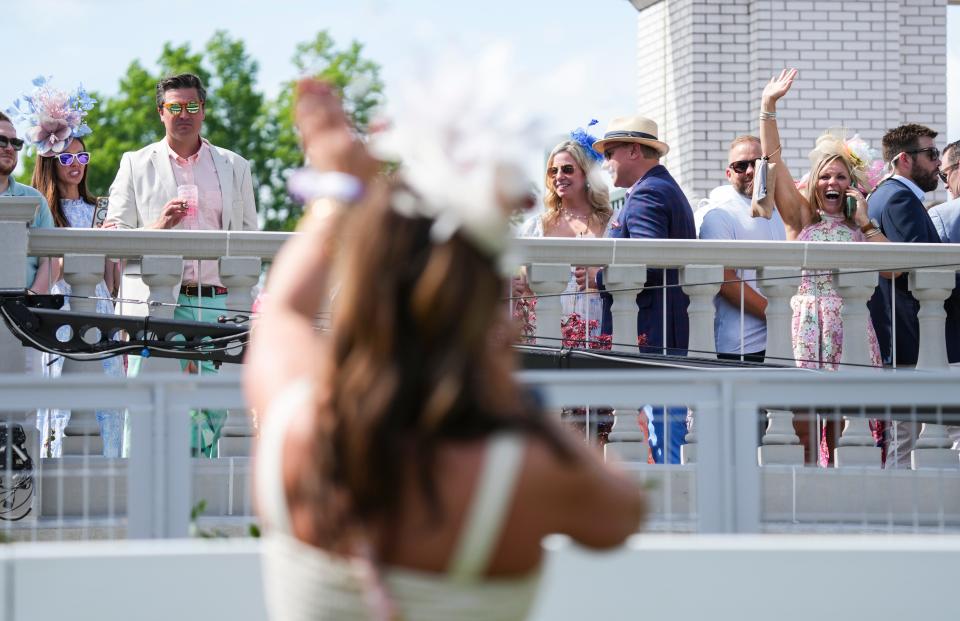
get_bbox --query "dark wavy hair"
[31,137,97,228]
[155,73,207,109]
[302,183,571,548]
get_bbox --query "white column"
[834,416,881,468]
[911,269,954,370]
[604,264,646,353]
[138,255,183,373]
[912,422,960,469]
[217,256,262,457]
[605,408,649,463]
[758,409,803,465]
[835,269,878,369]
[0,198,37,374]
[908,270,957,468]
[757,267,801,366]
[60,254,109,454]
[527,263,571,348]
[219,256,261,316]
[681,264,722,359]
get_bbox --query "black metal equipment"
[0,290,249,366]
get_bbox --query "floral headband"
[6,76,96,157]
[808,129,885,192]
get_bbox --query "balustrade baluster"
[757,267,801,366]
[835,269,877,370]
[681,265,722,359]
[0,198,36,374]
[604,264,646,353]
[758,409,803,465]
[835,415,881,467]
[138,255,183,373]
[527,263,571,348]
[217,256,262,457]
[908,270,958,468]
[60,253,109,455]
[605,408,649,463]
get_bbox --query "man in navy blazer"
[593,116,696,355]
[867,124,957,367]
[593,117,696,464]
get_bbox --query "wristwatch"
[860,218,880,234]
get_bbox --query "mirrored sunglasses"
[56,152,91,166]
[162,100,202,115]
[0,136,25,151]
[728,159,756,174]
[548,164,576,176]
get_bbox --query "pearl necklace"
[560,208,592,222]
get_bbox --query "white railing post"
[219,256,261,316]
[681,265,723,359]
[681,409,697,464]
[0,197,38,374]
[138,255,183,374]
[60,253,109,454]
[217,256,262,457]
[527,263,570,348]
[835,269,878,370]
[910,269,954,370]
[835,416,881,468]
[605,408,648,463]
[908,270,957,468]
[758,409,803,465]
[757,267,801,366]
[605,265,646,353]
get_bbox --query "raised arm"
[244,79,380,414]
[759,69,808,239]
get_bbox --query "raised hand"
[295,79,379,182]
[846,187,870,227]
[761,68,798,108]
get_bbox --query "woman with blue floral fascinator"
[14,77,124,458]
[514,120,612,346]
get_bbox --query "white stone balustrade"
[604,265,645,353]
[61,253,112,452]
[758,409,803,466]
[835,268,881,369]
[526,263,572,347]
[757,266,802,365]
[681,265,723,359]
[835,416,881,468]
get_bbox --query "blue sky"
[5,1,958,145]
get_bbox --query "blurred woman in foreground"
[245,79,644,620]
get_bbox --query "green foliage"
[16,30,383,231]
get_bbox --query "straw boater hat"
[592,116,670,157]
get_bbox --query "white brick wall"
[633,0,948,204]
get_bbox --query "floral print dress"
[791,213,882,370]
[38,199,125,458]
[791,214,884,467]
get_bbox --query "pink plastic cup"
[177,184,199,217]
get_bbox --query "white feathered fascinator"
[369,47,545,259]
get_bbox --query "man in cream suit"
[106,73,258,457]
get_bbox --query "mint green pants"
[127,292,229,458]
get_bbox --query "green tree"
[261,32,384,230]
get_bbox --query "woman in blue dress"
[31,136,124,457]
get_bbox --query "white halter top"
[256,380,541,620]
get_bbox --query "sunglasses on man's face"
[938,163,958,184]
[728,160,757,174]
[162,100,202,116]
[57,152,90,166]
[0,136,25,151]
[907,147,940,162]
[548,164,577,177]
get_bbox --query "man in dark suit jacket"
[593,116,696,464]
[867,123,957,366]
[593,116,696,355]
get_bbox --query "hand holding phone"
[844,195,857,219]
[92,197,109,228]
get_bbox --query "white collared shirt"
[891,174,926,202]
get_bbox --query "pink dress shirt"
[164,138,224,287]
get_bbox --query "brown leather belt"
[180,284,228,297]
